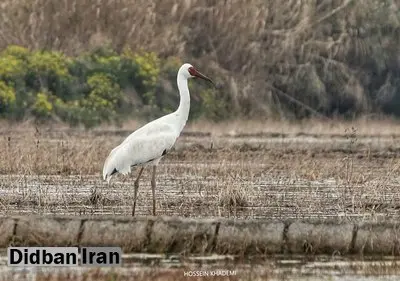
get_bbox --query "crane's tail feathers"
[102,167,110,182]
[103,165,131,182]
[102,165,114,184]
[102,144,132,183]
[105,174,112,184]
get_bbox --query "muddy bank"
[3,216,400,256]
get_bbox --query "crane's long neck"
[175,73,190,132]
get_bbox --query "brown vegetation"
[0,119,400,279]
[0,120,399,220]
[1,0,400,119]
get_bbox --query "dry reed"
[0,0,399,118]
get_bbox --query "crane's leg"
[132,167,144,216]
[151,166,157,216]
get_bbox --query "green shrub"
[0,55,26,79]
[198,88,232,121]
[0,81,16,114]
[0,46,29,81]
[32,91,53,118]
[71,47,138,87]
[0,45,230,126]
[24,50,74,104]
[28,50,71,77]
[1,45,30,60]
[78,73,123,127]
[53,98,84,126]
[123,49,160,106]
[132,51,160,88]
[85,73,122,109]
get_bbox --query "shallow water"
[0,253,399,280]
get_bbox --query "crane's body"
[102,109,184,182]
[102,63,214,216]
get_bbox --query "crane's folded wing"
[102,132,177,179]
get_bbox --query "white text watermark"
[183,270,237,277]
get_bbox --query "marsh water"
[0,253,399,280]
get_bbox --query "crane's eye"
[188,67,197,76]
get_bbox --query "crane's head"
[180,63,215,86]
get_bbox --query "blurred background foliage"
[0,45,222,127]
[0,0,400,126]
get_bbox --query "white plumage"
[102,63,214,216]
[102,122,177,181]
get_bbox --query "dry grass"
[1,120,400,279]
[0,120,399,220]
[1,118,399,174]
[185,117,400,137]
[0,0,400,118]
[218,185,249,212]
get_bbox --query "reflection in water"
[0,254,399,280]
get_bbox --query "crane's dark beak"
[192,69,216,87]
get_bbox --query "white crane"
[102,63,214,216]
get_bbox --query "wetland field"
[0,118,400,280]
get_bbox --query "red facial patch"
[188,67,197,76]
